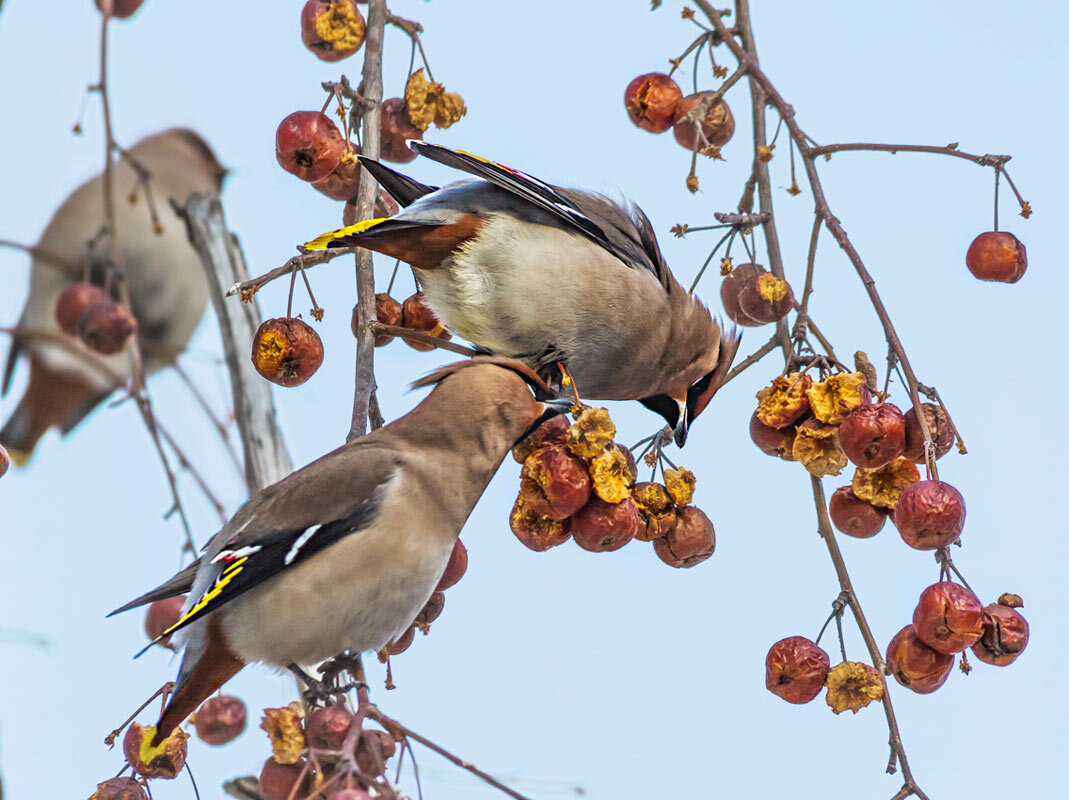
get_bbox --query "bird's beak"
[543,396,576,415]
[673,398,688,447]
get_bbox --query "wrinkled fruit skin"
[401,292,451,351]
[672,92,735,150]
[520,444,591,519]
[971,603,1029,666]
[355,729,396,777]
[828,486,887,538]
[653,505,715,568]
[435,538,468,591]
[258,758,310,800]
[749,410,796,460]
[144,595,186,649]
[194,696,247,746]
[313,153,362,201]
[893,480,966,550]
[624,72,683,133]
[966,231,1027,283]
[305,706,353,750]
[632,482,678,541]
[380,98,421,163]
[252,318,324,387]
[276,111,346,182]
[886,625,954,694]
[80,298,137,355]
[737,273,794,325]
[512,414,570,464]
[838,403,906,469]
[123,724,189,779]
[571,496,639,552]
[414,590,445,632]
[55,283,111,335]
[765,636,831,704]
[95,0,144,18]
[510,497,571,551]
[720,263,768,327]
[903,403,955,463]
[913,582,984,655]
[90,777,149,800]
[385,625,415,655]
[370,293,403,346]
[301,0,366,62]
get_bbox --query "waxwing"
[0,128,227,461]
[305,141,740,446]
[111,358,571,744]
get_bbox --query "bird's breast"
[415,214,672,397]
[220,469,455,667]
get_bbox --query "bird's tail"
[152,617,244,746]
[0,355,109,462]
[302,214,483,272]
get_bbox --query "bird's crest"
[412,356,560,402]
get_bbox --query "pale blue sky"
[1,2,1065,799]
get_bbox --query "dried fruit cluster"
[54,282,137,356]
[764,585,1029,716]
[749,371,973,551]
[887,584,1028,694]
[366,291,452,351]
[765,636,885,714]
[721,263,795,327]
[508,408,715,567]
[258,702,396,800]
[623,72,735,156]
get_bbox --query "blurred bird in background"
[0,127,227,463]
[306,141,740,446]
[110,358,572,744]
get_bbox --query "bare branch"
[348,0,387,442]
[174,194,293,491]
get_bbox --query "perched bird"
[111,358,571,745]
[305,142,740,446]
[0,128,227,462]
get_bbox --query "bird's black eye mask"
[638,369,717,430]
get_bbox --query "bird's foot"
[288,662,366,706]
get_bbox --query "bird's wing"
[117,445,400,652]
[356,157,438,207]
[107,562,200,615]
[406,141,657,273]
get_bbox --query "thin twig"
[172,362,243,476]
[374,324,477,357]
[370,709,533,800]
[720,334,777,386]
[225,247,357,299]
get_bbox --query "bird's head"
[639,309,741,447]
[412,357,573,448]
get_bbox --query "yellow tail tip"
[302,217,389,251]
[4,446,31,468]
